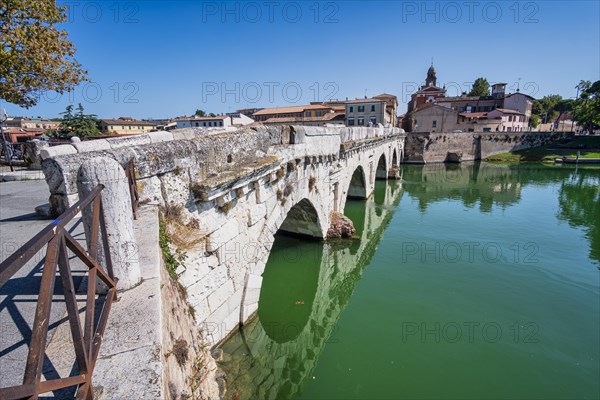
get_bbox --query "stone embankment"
[403,131,574,163]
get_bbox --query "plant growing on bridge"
[158,213,187,281]
[218,201,233,214]
[309,176,317,192]
[276,166,286,180]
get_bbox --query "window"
[348,118,355,126]
[358,117,364,126]
[483,128,491,132]
[432,120,437,128]
[195,122,199,127]
[305,111,311,117]
[203,122,207,127]
[370,117,377,125]
[358,105,365,112]
[371,105,376,112]
[349,106,354,113]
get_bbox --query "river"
[219,162,600,400]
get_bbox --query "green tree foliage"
[468,78,490,97]
[194,109,206,116]
[47,103,100,138]
[0,0,87,107]
[572,80,600,132]
[529,114,540,129]
[532,95,562,123]
[553,98,575,124]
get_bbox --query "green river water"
[220,162,600,400]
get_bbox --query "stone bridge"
[41,125,405,344]
[219,179,404,399]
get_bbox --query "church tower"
[425,63,437,87]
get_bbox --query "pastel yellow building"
[99,117,157,134]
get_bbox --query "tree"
[195,109,206,116]
[532,95,562,123]
[48,103,100,138]
[553,98,575,126]
[0,0,87,108]
[468,78,490,97]
[572,80,600,133]
[208,113,216,117]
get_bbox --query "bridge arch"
[240,195,328,324]
[347,165,367,199]
[392,148,398,167]
[376,153,387,180]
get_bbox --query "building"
[372,93,399,127]
[99,117,157,134]
[486,109,527,132]
[412,103,527,133]
[3,117,59,131]
[252,104,342,122]
[345,98,391,127]
[235,108,264,118]
[403,65,535,132]
[175,113,254,129]
[403,64,447,130]
[262,112,345,126]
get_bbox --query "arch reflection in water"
[219,180,403,400]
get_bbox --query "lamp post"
[571,87,579,133]
[0,109,13,172]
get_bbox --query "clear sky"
[2,0,599,120]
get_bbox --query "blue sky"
[2,0,599,119]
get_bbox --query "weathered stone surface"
[40,144,76,160]
[77,157,141,289]
[72,139,111,153]
[39,125,407,353]
[107,134,151,149]
[326,211,356,239]
[206,218,240,252]
[148,130,174,143]
[24,140,48,170]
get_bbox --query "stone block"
[148,131,174,143]
[247,202,266,226]
[206,218,240,252]
[40,144,77,160]
[207,280,235,313]
[72,139,111,153]
[107,134,151,149]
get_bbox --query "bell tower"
[426,63,437,87]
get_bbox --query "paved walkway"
[0,166,45,182]
[0,180,86,391]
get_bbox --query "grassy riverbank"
[485,136,600,163]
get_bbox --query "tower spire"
[426,62,437,87]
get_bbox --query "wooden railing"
[0,184,117,400]
[125,158,139,220]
